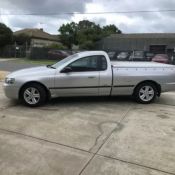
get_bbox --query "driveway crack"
[89,104,134,154]
[79,104,134,175]
[88,121,123,152]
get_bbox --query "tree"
[77,20,103,49]
[58,20,122,50]
[102,24,122,36]
[13,33,31,46]
[0,23,13,48]
[59,22,78,49]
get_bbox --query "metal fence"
[1,45,175,65]
[28,47,50,59]
[0,45,83,60]
[0,45,26,58]
[0,46,60,59]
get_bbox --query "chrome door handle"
[88,76,96,78]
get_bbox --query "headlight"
[5,78,15,84]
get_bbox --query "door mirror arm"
[61,67,72,73]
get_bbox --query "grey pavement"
[0,82,175,175]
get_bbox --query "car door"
[53,55,101,96]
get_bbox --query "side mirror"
[61,67,72,73]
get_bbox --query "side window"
[65,55,108,72]
[68,56,99,72]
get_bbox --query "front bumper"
[3,83,20,99]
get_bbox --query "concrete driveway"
[0,82,175,175]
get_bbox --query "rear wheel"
[134,82,157,104]
[20,83,46,107]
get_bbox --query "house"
[14,28,61,48]
[95,33,175,55]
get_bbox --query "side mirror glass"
[61,67,72,73]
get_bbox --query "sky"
[0,0,175,34]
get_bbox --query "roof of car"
[77,51,107,57]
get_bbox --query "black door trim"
[49,85,134,90]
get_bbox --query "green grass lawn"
[16,58,58,65]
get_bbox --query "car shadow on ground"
[7,96,134,109]
[46,96,134,106]
[10,95,171,108]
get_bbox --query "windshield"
[52,54,78,68]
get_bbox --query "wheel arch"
[133,80,161,96]
[19,81,51,100]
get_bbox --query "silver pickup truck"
[3,51,175,106]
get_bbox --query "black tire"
[20,83,47,107]
[134,82,157,104]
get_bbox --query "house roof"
[14,28,60,42]
[108,33,175,39]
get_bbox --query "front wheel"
[134,82,157,104]
[20,83,46,107]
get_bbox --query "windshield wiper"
[46,65,56,69]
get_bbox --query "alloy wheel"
[139,85,155,102]
[23,87,40,105]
